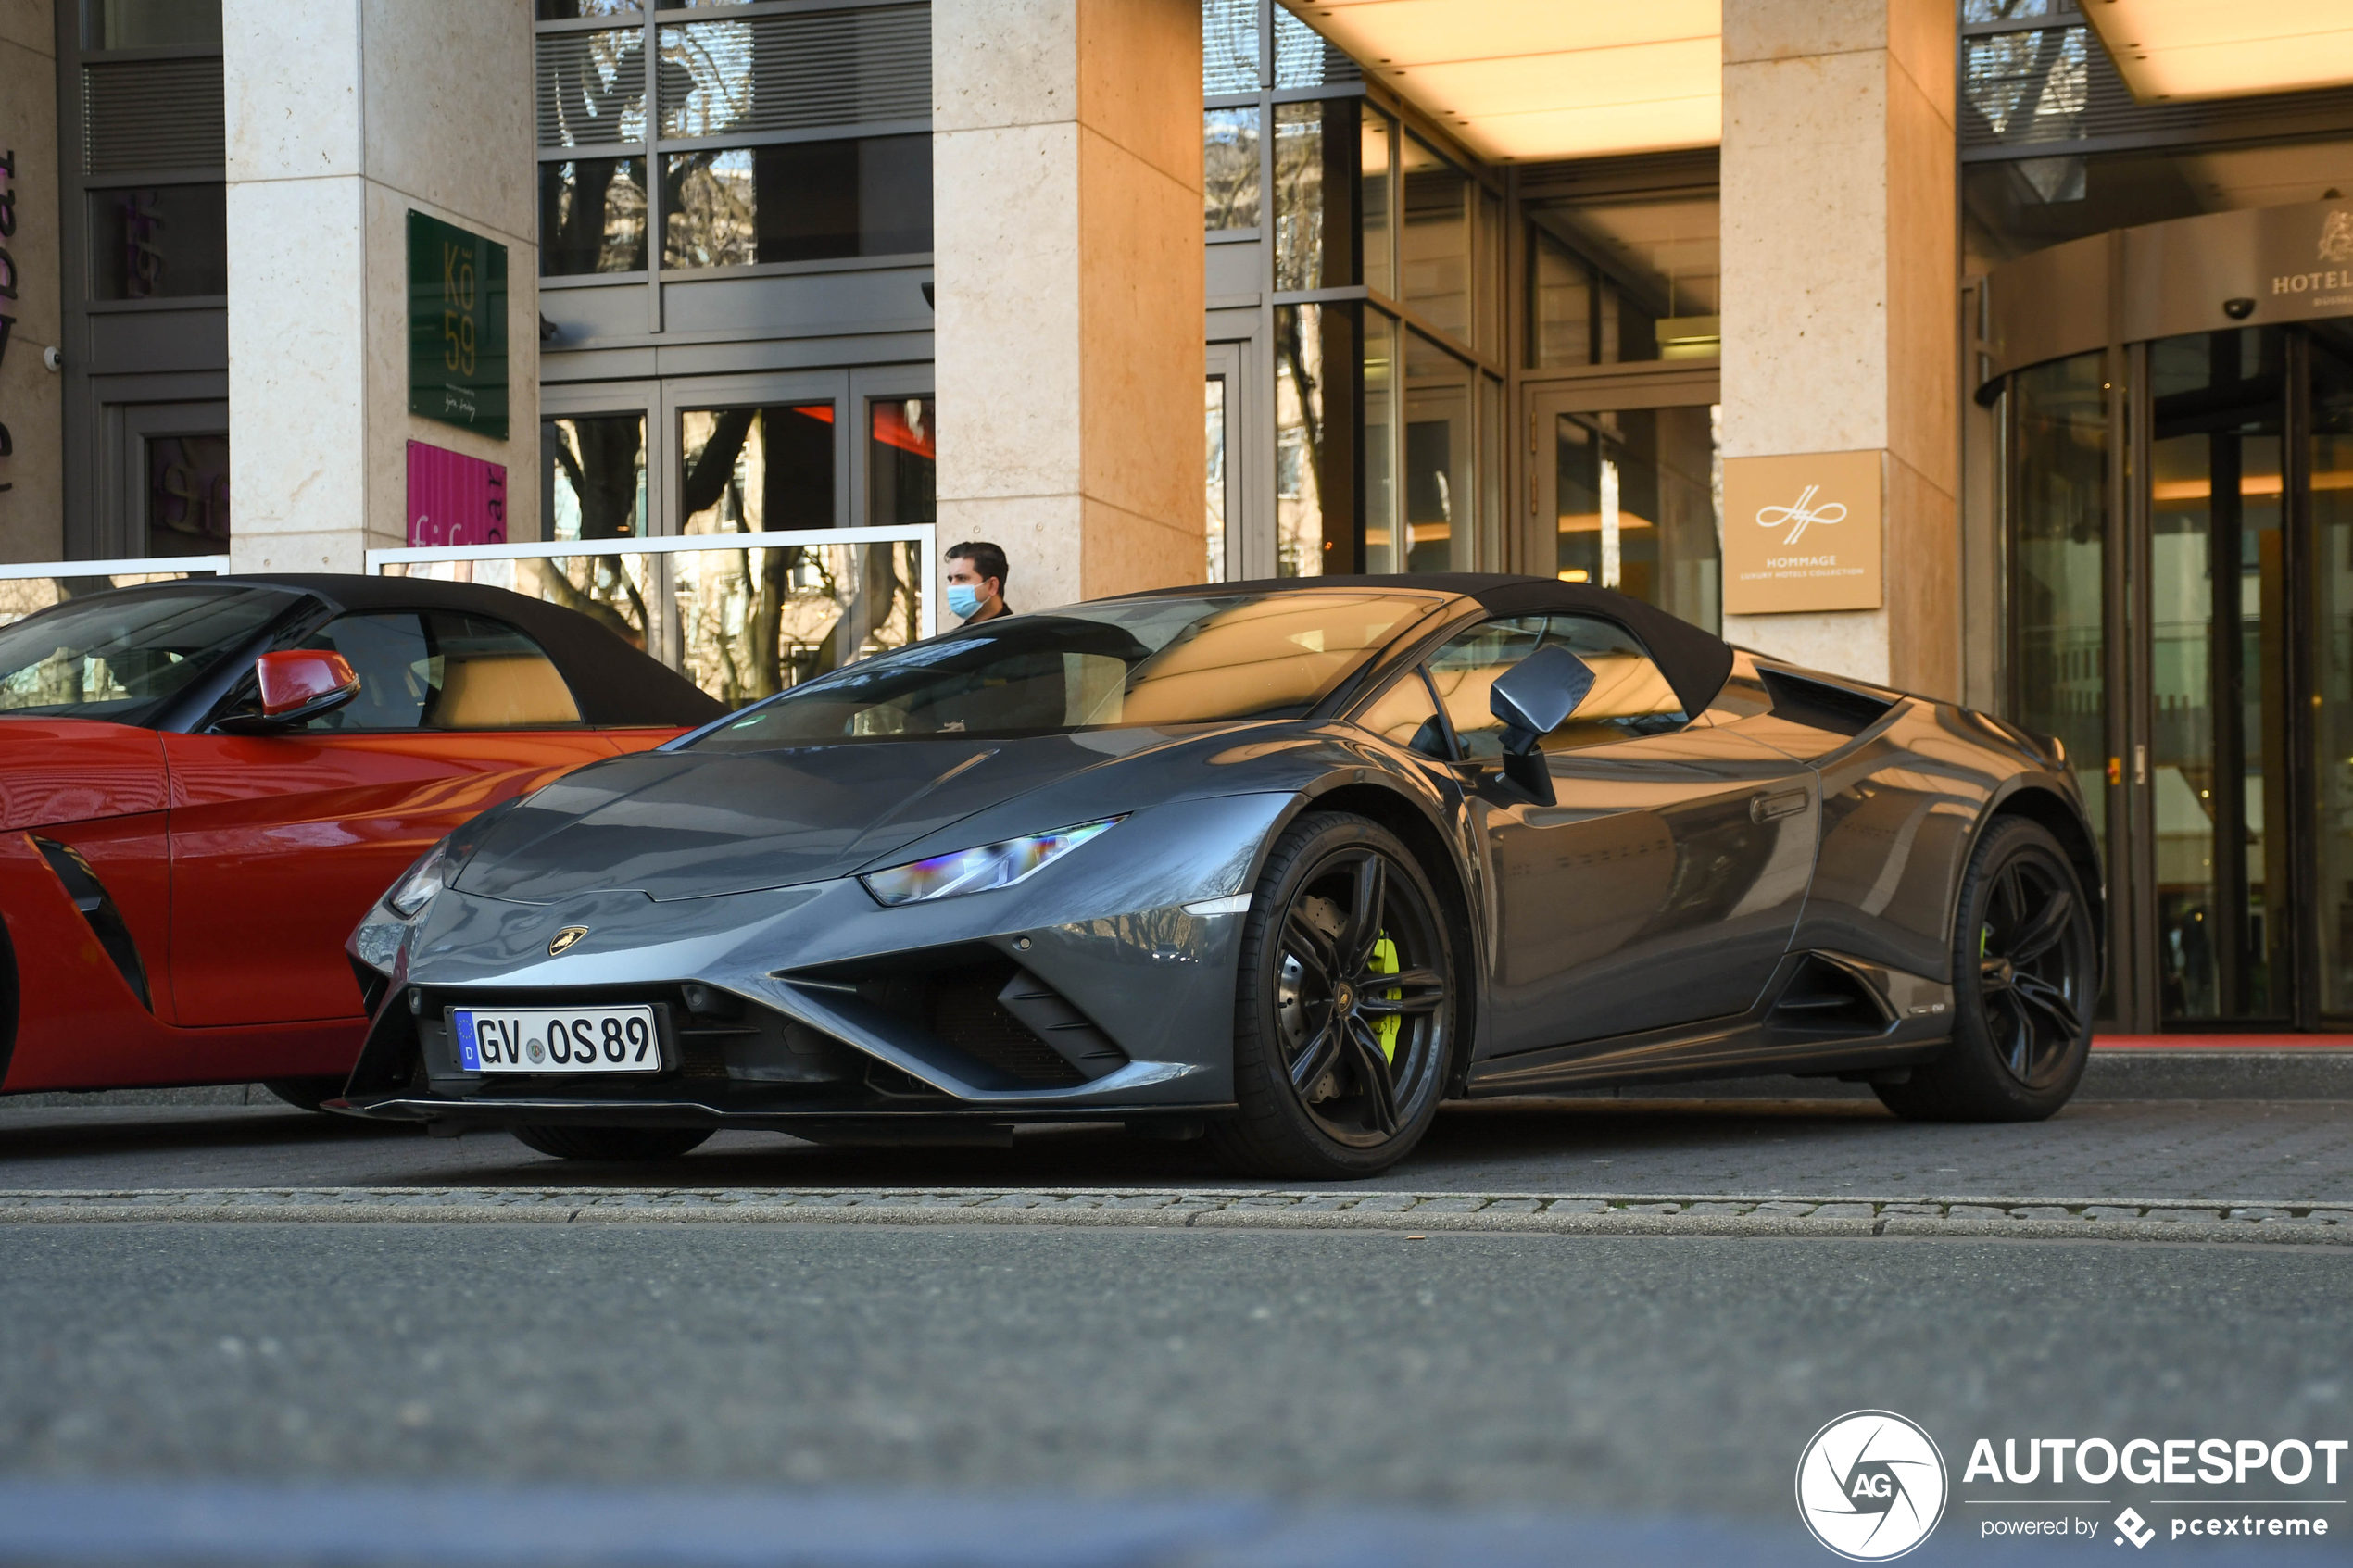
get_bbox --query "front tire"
[1209,812,1455,1180]
[510,1124,714,1161]
[1875,816,2096,1123]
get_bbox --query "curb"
[2,1185,2349,1247]
[1546,1049,2353,1104]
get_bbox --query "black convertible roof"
[1114,571,1737,721]
[184,573,724,728]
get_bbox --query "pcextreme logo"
[1796,1411,1950,1561]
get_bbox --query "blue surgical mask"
[947,583,983,620]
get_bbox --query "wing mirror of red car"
[220,649,362,732]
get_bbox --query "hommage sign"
[1720,450,1883,614]
[407,210,509,440]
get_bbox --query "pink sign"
[406,440,508,547]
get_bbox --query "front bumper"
[335,793,1290,1128]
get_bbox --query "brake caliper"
[1369,935,1403,1062]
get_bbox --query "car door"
[1428,614,1820,1055]
[164,608,631,1026]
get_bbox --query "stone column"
[224,1,537,573]
[0,2,62,562]
[932,0,1203,610]
[1719,0,1957,696]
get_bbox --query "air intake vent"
[927,962,1088,1086]
[33,838,150,1010]
[1767,955,1894,1039]
[83,59,224,175]
[655,6,930,140]
[1758,666,1898,739]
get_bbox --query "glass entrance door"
[2146,330,2290,1022]
[1527,385,1721,633]
[2130,323,2353,1029]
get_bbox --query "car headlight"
[860,818,1123,907]
[385,841,453,919]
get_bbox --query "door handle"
[1750,787,1809,823]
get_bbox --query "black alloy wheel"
[1876,816,2097,1123]
[1213,812,1454,1177]
[1977,852,2088,1089]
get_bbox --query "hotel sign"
[1720,450,1882,615]
[407,210,509,440]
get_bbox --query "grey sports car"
[334,575,2102,1178]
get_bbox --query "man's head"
[944,541,1009,621]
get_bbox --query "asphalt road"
[2,1096,2349,1202]
[0,1223,2347,1545]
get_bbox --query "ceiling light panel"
[1281,0,1722,162]
[2083,0,2353,102]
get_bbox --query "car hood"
[449,729,1207,903]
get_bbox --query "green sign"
[407,210,509,440]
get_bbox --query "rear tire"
[261,1076,346,1113]
[1208,811,1455,1180]
[510,1124,714,1161]
[1875,816,2096,1123]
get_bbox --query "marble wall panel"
[224,0,361,182]
[227,175,368,567]
[1885,449,1957,700]
[361,0,533,240]
[1077,124,1202,534]
[933,0,1077,132]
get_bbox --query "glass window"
[541,159,648,275]
[1427,613,1686,761]
[1205,377,1228,583]
[870,396,935,528]
[1202,0,1261,94]
[2312,324,2353,1018]
[1273,6,1355,88]
[1276,303,1359,576]
[1354,667,1448,757]
[1400,135,1468,342]
[536,27,648,149]
[1361,107,1392,299]
[662,136,932,270]
[694,591,1437,746]
[1359,307,1394,572]
[547,414,648,540]
[2007,352,2109,872]
[298,612,582,732]
[88,185,227,300]
[1204,107,1261,231]
[146,433,231,558]
[1550,406,1721,633]
[538,1,643,17]
[85,0,220,48]
[681,405,834,533]
[1274,100,1357,290]
[1526,187,1720,365]
[0,585,293,727]
[1403,331,1470,574]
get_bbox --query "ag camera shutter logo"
[1796,1411,1949,1560]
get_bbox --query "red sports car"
[0,573,723,1106]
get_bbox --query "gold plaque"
[1720,451,1883,614]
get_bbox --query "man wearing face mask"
[943,541,1012,625]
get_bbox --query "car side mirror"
[1486,646,1594,807]
[1490,646,1595,753]
[220,649,361,732]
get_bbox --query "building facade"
[4,0,2353,1036]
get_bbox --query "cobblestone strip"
[0,1187,2348,1243]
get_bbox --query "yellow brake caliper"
[1369,935,1403,1062]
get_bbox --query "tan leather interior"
[431,654,581,729]
[1114,598,1409,725]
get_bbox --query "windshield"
[0,585,299,727]
[692,591,1440,750]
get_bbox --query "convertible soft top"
[1116,573,1737,723]
[107,572,726,729]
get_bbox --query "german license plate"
[453,1006,661,1074]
